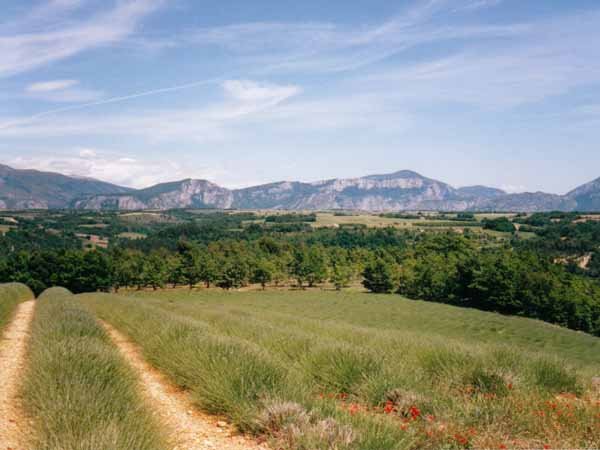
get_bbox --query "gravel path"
[0,300,35,450]
[101,321,269,450]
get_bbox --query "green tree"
[217,258,249,290]
[143,250,170,290]
[252,258,275,289]
[199,251,219,288]
[179,244,204,289]
[362,257,398,294]
[112,249,143,292]
[329,249,353,290]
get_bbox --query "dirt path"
[101,321,269,450]
[0,300,36,450]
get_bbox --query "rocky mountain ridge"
[1,164,599,212]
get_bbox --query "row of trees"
[1,226,599,336]
[0,238,369,296]
[360,234,600,336]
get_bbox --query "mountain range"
[0,164,598,212]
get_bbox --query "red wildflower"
[383,401,395,414]
[454,433,469,446]
[409,405,421,420]
[348,403,360,415]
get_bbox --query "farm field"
[22,288,165,450]
[80,289,600,450]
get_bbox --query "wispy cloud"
[8,149,223,188]
[456,0,503,12]
[0,0,163,78]
[0,80,304,142]
[24,79,104,103]
[357,10,600,108]
[185,9,525,75]
[26,79,79,92]
[0,78,407,146]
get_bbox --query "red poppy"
[454,433,469,445]
[409,405,421,420]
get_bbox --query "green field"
[80,289,600,450]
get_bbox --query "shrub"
[463,367,509,396]
[531,359,582,395]
[305,344,383,394]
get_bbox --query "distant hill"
[1,163,599,212]
[566,176,600,211]
[0,164,132,209]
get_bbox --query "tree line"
[1,219,599,336]
[361,234,600,336]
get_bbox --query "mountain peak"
[566,176,600,211]
[364,170,427,181]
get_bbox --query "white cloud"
[78,148,97,158]
[8,150,224,188]
[223,80,300,103]
[24,79,104,103]
[0,0,164,78]
[0,79,407,144]
[501,184,527,193]
[26,79,79,92]
[0,79,305,142]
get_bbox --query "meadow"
[80,289,600,450]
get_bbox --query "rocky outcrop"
[1,163,599,212]
[74,179,233,210]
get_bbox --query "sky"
[1,0,599,193]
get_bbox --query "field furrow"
[101,318,269,450]
[22,288,166,450]
[0,299,35,448]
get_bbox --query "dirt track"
[0,300,36,450]
[101,320,269,450]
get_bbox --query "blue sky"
[1,0,599,192]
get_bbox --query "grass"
[80,289,600,449]
[22,287,166,450]
[0,282,33,332]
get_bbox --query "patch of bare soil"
[0,300,36,450]
[579,253,593,269]
[101,321,269,450]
